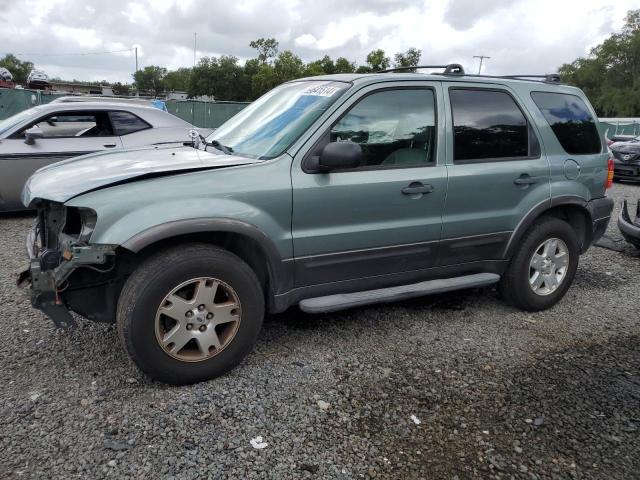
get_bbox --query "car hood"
[22,145,259,206]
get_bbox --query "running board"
[299,273,500,314]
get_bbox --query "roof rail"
[379,64,465,74]
[502,74,562,84]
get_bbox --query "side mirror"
[24,126,44,145]
[318,141,362,172]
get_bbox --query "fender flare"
[502,196,593,259]
[121,218,291,295]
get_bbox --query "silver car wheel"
[528,237,570,296]
[155,277,241,362]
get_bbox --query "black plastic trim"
[294,239,439,286]
[273,259,507,313]
[121,218,293,296]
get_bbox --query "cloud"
[0,0,637,83]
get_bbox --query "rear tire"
[500,217,579,311]
[117,243,264,385]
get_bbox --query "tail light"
[605,158,614,189]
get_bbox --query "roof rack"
[379,65,562,84]
[501,74,562,83]
[379,64,465,74]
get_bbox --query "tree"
[188,56,250,101]
[0,54,34,84]
[274,50,304,82]
[393,48,421,72]
[164,67,191,92]
[249,38,279,64]
[252,63,279,98]
[365,49,390,72]
[559,9,640,116]
[334,57,356,74]
[133,66,167,96]
[111,82,131,96]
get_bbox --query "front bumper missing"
[618,199,640,249]
[17,237,116,329]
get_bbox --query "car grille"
[612,150,640,163]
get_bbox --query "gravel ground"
[1,183,639,480]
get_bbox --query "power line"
[7,48,135,57]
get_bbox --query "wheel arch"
[504,197,594,259]
[120,219,293,311]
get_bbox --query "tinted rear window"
[530,92,601,154]
[109,111,150,135]
[450,89,529,162]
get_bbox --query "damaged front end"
[17,201,117,328]
[618,199,640,250]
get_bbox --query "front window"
[206,80,350,159]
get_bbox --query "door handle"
[402,182,434,195]
[513,174,543,185]
[103,143,117,148]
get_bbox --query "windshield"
[206,80,350,159]
[0,107,41,136]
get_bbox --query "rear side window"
[109,111,150,135]
[450,89,529,162]
[530,92,601,154]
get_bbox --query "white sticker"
[302,84,341,97]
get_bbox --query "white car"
[0,102,207,211]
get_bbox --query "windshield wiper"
[207,140,234,155]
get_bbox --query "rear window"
[450,89,529,162]
[109,111,150,135]
[530,92,602,155]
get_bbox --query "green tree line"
[132,41,422,100]
[560,9,640,117]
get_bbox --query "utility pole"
[193,33,197,67]
[473,55,490,74]
[135,47,138,72]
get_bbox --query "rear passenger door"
[439,84,550,265]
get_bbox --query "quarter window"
[109,111,150,135]
[450,89,529,162]
[329,89,437,168]
[530,91,602,155]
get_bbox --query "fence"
[0,88,248,128]
[0,88,67,120]
[166,100,249,129]
[599,118,640,138]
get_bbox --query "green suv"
[19,65,614,384]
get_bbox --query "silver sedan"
[0,102,207,211]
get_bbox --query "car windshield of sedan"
[206,80,350,159]
[0,107,41,136]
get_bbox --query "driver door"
[291,83,448,287]
[0,110,122,207]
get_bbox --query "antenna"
[473,55,490,74]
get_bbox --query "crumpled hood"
[22,145,259,206]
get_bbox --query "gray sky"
[0,0,636,83]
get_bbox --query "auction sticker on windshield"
[302,84,342,97]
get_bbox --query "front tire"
[500,217,579,311]
[117,244,264,385]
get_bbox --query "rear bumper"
[618,200,640,248]
[613,159,640,181]
[587,196,614,249]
